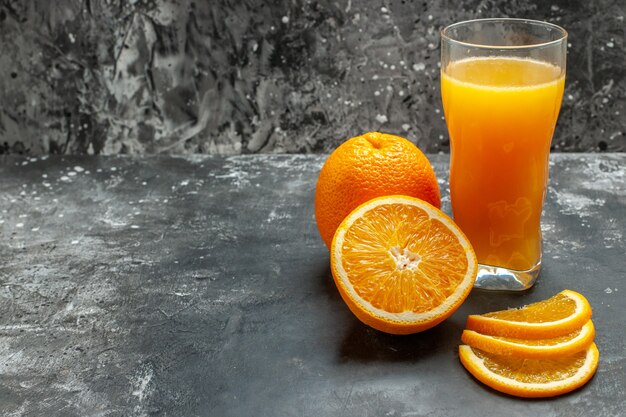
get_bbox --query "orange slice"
[330,195,478,335]
[459,343,599,398]
[466,290,592,339]
[461,320,595,359]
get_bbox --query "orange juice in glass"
[440,19,567,290]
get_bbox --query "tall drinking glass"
[440,19,567,290]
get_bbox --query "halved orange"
[459,343,599,398]
[461,320,595,359]
[466,290,592,339]
[330,195,478,335]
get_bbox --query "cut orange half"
[330,195,478,335]
[466,290,592,339]
[459,343,599,398]
[461,320,595,359]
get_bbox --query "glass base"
[473,260,541,291]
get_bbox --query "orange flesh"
[472,347,586,383]
[482,293,575,323]
[491,327,581,345]
[340,203,469,314]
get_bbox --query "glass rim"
[441,18,568,50]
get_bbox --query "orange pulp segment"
[331,195,477,334]
[466,290,592,339]
[459,343,599,398]
[461,320,595,359]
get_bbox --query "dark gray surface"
[0,154,624,416]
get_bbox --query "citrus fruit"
[465,290,592,339]
[461,320,595,359]
[315,132,441,248]
[330,195,477,335]
[459,343,599,398]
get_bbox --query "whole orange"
[315,132,441,248]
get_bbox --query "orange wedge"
[461,320,595,359]
[466,290,592,339]
[330,195,478,335]
[459,343,599,398]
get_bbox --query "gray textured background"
[0,0,624,155]
[0,154,624,415]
